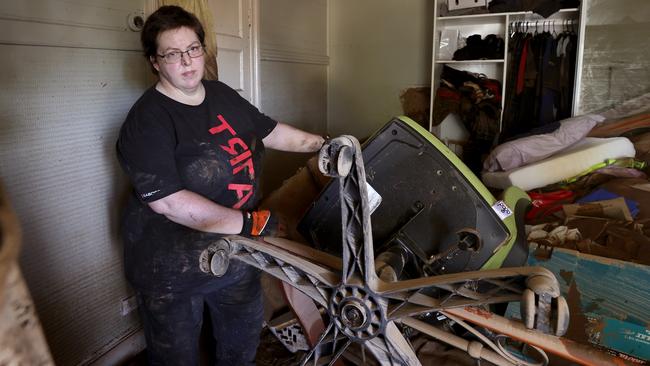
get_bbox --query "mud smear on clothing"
[182,149,228,187]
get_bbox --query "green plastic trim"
[394,116,526,269]
[481,186,530,269]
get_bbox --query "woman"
[116,5,325,365]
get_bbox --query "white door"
[209,0,256,104]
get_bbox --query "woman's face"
[152,26,205,94]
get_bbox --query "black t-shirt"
[116,80,277,294]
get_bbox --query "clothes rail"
[509,19,577,33]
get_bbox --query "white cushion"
[481,137,636,191]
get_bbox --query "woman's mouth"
[182,70,195,78]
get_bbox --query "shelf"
[437,12,505,21]
[435,59,505,64]
[430,0,584,136]
[437,8,579,21]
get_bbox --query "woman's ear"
[150,56,160,72]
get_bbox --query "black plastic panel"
[298,118,510,273]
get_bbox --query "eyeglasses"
[157,44,205,64]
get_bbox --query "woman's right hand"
[241,210,288,238]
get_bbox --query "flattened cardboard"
[563,197,634,221]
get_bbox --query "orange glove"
[241,210,285,237]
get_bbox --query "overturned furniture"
[201,117,631,365]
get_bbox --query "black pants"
[136,261,263,366]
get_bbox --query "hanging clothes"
[500,22,578,142]
[558,30,578,119]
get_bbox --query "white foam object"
[481,137,636,191]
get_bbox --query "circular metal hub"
[329,285,386,341]
[341,299,367,329]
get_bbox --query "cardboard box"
[585,316,650,364]
[509,245,650,364]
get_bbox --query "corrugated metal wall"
[579,0,650,113]
[0,1,149,364]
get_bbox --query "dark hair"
[141,5,205,73]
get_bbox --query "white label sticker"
[492,200,513,220]
[366,181,382,214]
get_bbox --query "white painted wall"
[328,0,434,139]
[0,1,148,365]
[257,0,329,192]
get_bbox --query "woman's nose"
[180,51,192,66]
